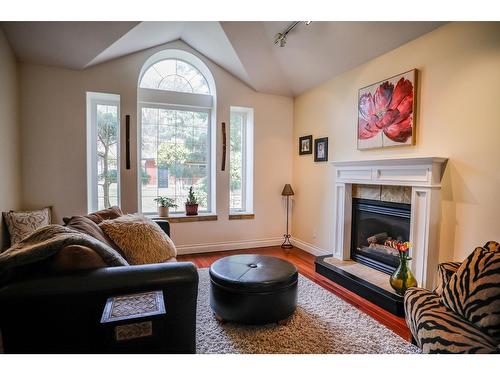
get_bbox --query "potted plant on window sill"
[154,196,177,218]
[185,186,199,216]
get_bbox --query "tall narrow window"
[230,106,254,213]
[138,51,216,215]
[86,92,120,213]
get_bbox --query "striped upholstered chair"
[404,241,500,354]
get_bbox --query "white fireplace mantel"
[331,157,448,289]
[332,157,448,188]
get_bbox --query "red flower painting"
[357,70,416,149]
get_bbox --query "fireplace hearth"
[351,198,411,275]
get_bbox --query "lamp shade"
[281,184,295,196]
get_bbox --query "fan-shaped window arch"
[140,59,210,95]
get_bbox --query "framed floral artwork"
[357,69,417,150]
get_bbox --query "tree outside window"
[96,105,118,209]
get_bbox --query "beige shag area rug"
[196,268,420,354]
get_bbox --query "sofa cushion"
[441,243,500,341]
[99,213,176,265]
[2,207,52,245]
[404,287,499,353]
[50,245,108,272]
[64,215,123,256]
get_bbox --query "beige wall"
[0,29,21,249]
[292,22,500,262]
[20,40,294,251]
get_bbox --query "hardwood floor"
[178,245,411,341]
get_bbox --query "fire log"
[367,232,388,244]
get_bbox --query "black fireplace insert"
[351,198,411,274]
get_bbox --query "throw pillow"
[484,240,500,252]
[63,206,123,227]
[84,206,123,224]
[441,242,500,340]
[99,213,176,265]
[64,215,123,256]
[3,207,52,245]
[50,245,108,272]
[434,261,461,296]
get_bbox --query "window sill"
[229,213,255,220]
[150,213,218,223]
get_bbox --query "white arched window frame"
[138,49,217,215]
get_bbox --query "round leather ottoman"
[209,254,298,324]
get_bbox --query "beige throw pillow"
[3,207,52,245]
[99,213,176,265]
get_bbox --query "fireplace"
[328,157,447,289]
[350,198,411,274]
[314,157,447,316]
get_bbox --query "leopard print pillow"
[3,207,52,245]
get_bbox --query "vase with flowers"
[388,240,417,295]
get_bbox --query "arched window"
[138,50,216,215]
[140,59,210,94]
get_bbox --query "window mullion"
[156,108,160,213]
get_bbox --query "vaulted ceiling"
[1,21,445,97]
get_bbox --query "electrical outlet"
[312,229,317,239]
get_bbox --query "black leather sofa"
[0,219,199,354]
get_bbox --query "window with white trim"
[138,51,216,215]
[86,92,120,212]
[230,106,254,213]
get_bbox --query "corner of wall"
[0,29,22,250]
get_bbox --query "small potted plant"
[153,196,177,217]
[185,186,199,216]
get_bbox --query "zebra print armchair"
[404,242,500,354]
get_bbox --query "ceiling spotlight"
[274,21,312,48]
[274,32,287,47]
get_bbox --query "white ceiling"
[254,21,445,95]
[1,21,445,96]
[1,21,139,70]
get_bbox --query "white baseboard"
[291,237,330,257]
[177,237,283,255]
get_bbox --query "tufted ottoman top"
[209,254,298,293]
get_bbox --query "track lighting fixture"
[274,21,312,47]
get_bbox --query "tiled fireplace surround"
[330,157,448,290]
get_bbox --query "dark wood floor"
[178,245,411,341]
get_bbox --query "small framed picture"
[299,135,313,155]
[314,137,328,162]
